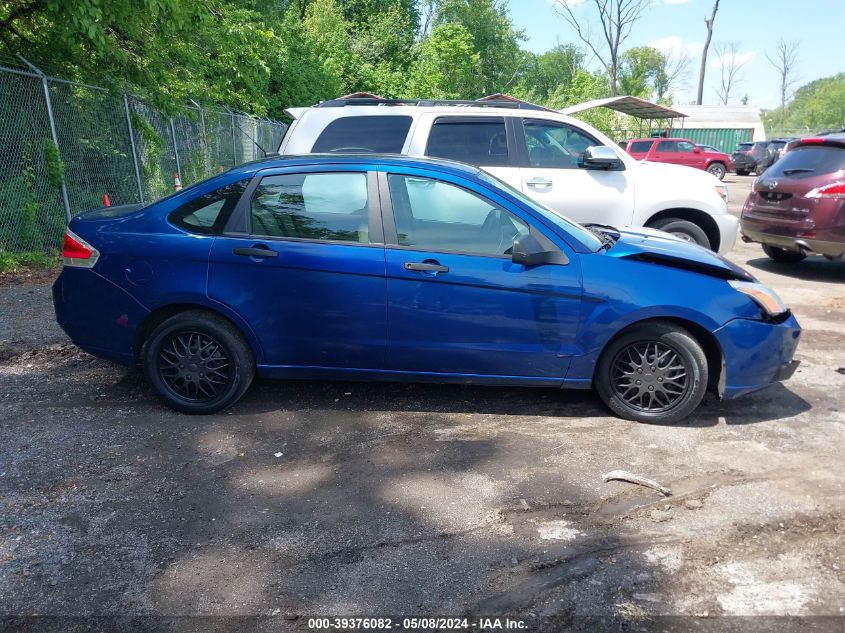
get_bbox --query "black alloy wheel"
[610,341,689,413]
[595,322,708,424]
[143,310,255,414]
[157,331,231,402]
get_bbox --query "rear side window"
[311,116,412,153]
[767,146,845,179]
[168,180,248,235]
[426,117,510,167]
[736,143,754,151]
[657,140,678,152]
[250,172,370,243]
[628,141,653,153]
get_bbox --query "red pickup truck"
[625,138,733,181]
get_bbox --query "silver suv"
[280,97,736,253]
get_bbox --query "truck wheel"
[595,321,708,425]
[762,244,806,264]
[707,162,727,180]
[652,218,711,249]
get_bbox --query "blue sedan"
[53,155,800,424]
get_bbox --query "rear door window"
[250,172,370,243]
[425,117,510,166]
[657,141,678,152]
[628,141,653,153]
[766,146,845,179]
[311,116,412,153]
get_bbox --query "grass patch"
[0,250,61,273]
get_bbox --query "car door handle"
[233,246,278,258]
[526,177,553,187]
[404,262,449,273]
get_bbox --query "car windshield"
[478,171,604,252]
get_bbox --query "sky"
[507,0,843,109]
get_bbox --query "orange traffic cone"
[174,173,182,191]
[103,193,111,207]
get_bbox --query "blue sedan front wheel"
[142,310,255,414]
[596,322,708,424]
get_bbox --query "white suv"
[280,98,737,253]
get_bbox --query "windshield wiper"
[782,168,815,175]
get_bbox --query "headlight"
[728,281,788,316]
[715,185,729,203]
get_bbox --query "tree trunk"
[696,0,720,105]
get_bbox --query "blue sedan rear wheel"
[143,310,255,414]
[596,322,708,424]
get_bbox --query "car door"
[515,118,634,227]
[378,168,583,381]
[653,140,680,165]
[207,166,388,371]
[676,140,703,168]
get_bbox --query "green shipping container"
[669,128,754,154]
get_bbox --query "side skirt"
[256,364,567,388]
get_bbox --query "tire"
[652,218,711,249]
[142,310,255,414]
[707,162,727,180]
[762,244,806,264]
[595,322,708,424]
[736,169,749,176]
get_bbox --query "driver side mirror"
[511,233,568,267]
[579,145,623,170]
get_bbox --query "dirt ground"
[1,175,843,632]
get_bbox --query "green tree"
[548,69,616,135]
[433,0,527,95]
[618,46,667,100]
[404,23,480,99]
[764,73,845,134]
[515,44,585,104]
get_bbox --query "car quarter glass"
[386,174,528,256]
[250,172,370,243]
[310,115,412,153]
[168,180,249,235]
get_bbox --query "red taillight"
[800,137,825,145]
[62,229,99,268]
[807,182,845,199]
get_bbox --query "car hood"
[634,159,723,186]
[606,226,755,281]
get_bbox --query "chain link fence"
[0,62,287,254]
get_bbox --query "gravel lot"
[1,175,843,632]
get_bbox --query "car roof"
[226,153,482,178]
[627,138,694,143]
[788,134,845,150]
[290,103,591,127]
